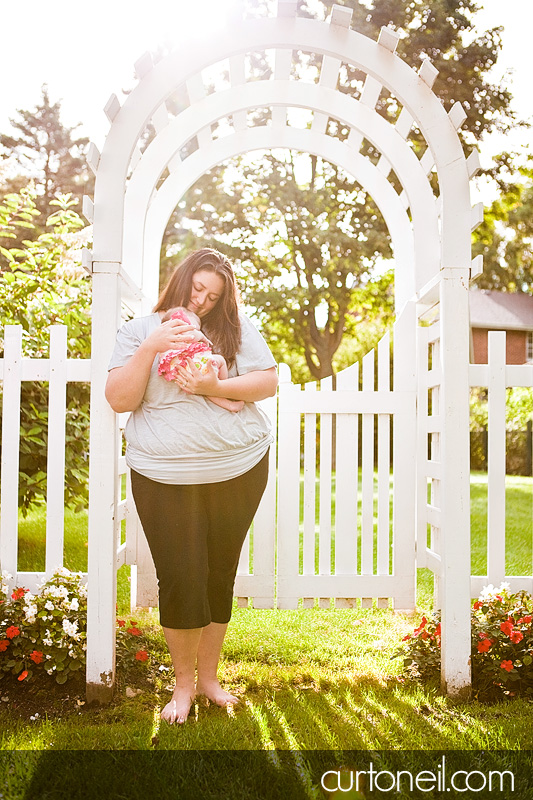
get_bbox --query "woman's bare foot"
[196,678,240,707]
[161,685,194,724]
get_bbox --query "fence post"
[45,326,68,575]
[527,419,532,477]
[439,270,471,699]
[86,267,121,704]
[0,326,22,588]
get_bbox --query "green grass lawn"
[0,473,532,798]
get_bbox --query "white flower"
[43,638,53,647]
[24,604,37,624]
[69,598,79,612]
[55,567,72,578]
[479,582,511,601]
[23,592,35,604]
[1,571,13,596]
[62,618,79,639]
[78,583,88,598]
[45,601,55,611]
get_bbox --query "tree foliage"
[473,159,533,293]
[0,187,91,513]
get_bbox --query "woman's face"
[187,269,225,318]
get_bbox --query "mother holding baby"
[105,248,278,723]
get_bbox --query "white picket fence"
[0,326,91,590]
[469,331,533,595]
[416,323,533,603]
[0,322,532,607]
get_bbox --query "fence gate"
[277,304,417,610]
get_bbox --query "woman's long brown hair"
[153,249,242,367]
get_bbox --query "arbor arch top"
[88,0,478,303]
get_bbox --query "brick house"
[469,289,533,365]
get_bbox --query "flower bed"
[397,583,533,698]
[0,569,150,685]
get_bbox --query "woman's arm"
[105,318,196,413]
[178,362,278,403]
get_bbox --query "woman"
[105,248,278,724]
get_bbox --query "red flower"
[30,650,44,664]
[18,670,28,681]
[413,617,427,636]
[129,620,138,626]
[500,620,514,637]
[477,638,492,653]
[11,588,27,600]
[402,634,411,641]
[473,601,482,610]
[500,660,514,672]
[434,623,441,637]
[420,631,429,640]
[135,650,149,662]
[518,616,532,625]
[127,627,141,636]
[0,640,9,652]
[510,630,524,644]
[6,626,20,639]
[117,620,126,628]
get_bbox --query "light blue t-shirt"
[108,311,276,484]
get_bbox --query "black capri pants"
[130,451,269,629]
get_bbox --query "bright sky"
[1,0,531,162]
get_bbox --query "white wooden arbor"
[85,1,480,702]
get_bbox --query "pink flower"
[500,660,514,672]
[135,650,149,662]
[6,626,20,639]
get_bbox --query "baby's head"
[161,306,201,329]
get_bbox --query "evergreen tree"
[0,85,93,234]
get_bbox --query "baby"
[158,307,244,413]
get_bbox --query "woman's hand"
[176,364,278,403]
[176,359,219,395]
[145,317,195,356]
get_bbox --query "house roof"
[469,290,533,331]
